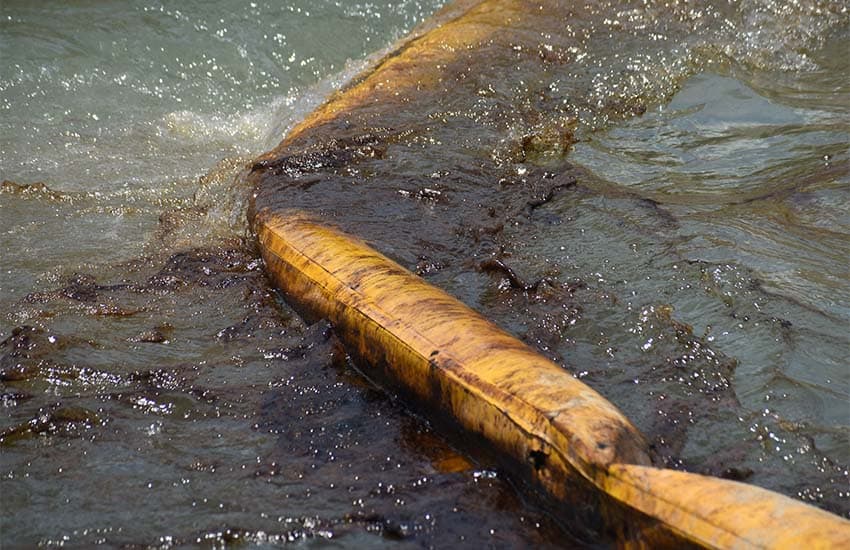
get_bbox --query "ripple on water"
[3,0,850,545]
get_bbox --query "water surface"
[2,0,849,546]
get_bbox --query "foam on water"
[1,0,445,190]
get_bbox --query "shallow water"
[2,0,849,547]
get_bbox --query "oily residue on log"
[245,0,696,473]
[244,0,849,522]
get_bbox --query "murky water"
[2,0,849,547]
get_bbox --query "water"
[1,0,443,306]
[2,0,849,546]
[568,68,850,424]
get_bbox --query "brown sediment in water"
[244,0,850,545]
